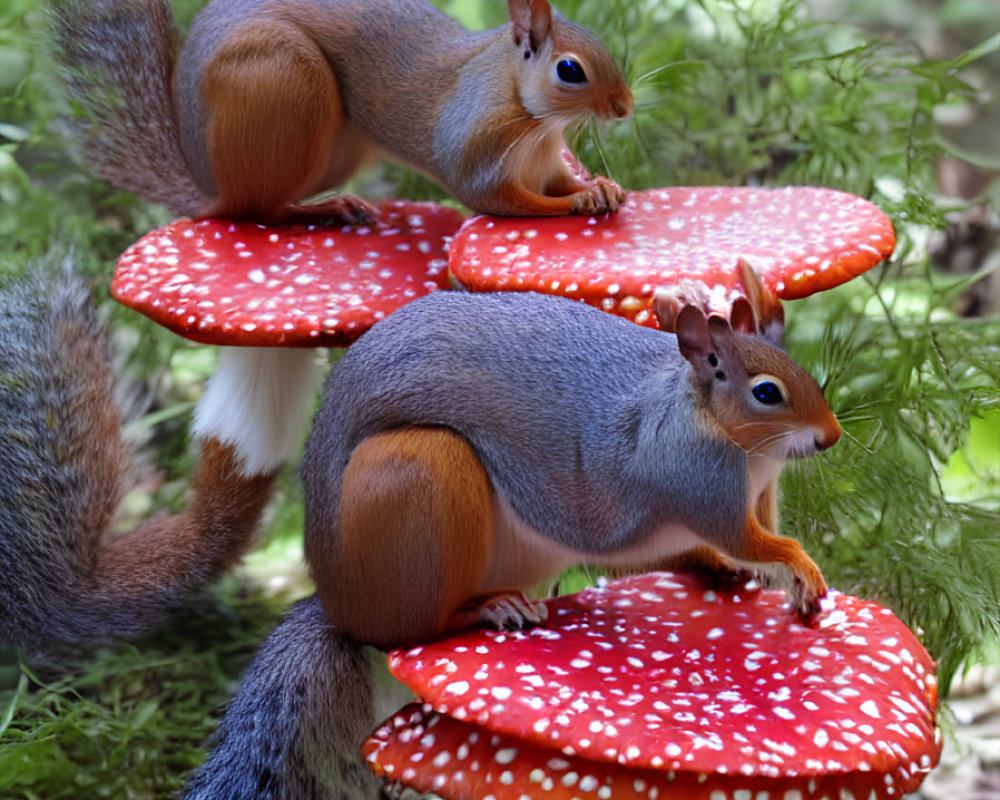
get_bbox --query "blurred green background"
[1,0,999,796]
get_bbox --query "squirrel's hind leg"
[201,20,368,223]
[314,427,496,651]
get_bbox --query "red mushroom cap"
[366,702,931,800]
[369,572,940,799]
[448,186,895,326]
[112,200,465,347]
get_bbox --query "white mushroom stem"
[193,346,324,476]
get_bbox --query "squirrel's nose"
[610,90,634,120]
[814,418,842,452]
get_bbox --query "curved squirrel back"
[303,291,743,563]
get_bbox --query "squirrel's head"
[507,0,633,125]
[670,304,842,460]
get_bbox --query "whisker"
[745,431,796,455]
[632,60,700,85]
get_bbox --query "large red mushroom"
[364,572,941,800]
[113,199,464,347]
[111,199,464,475]
[448,186,895,326]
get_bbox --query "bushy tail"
[181,596,383,800]
[47,0,207,216]
[0,265,275,650]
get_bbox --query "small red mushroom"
[365,572,941,800]
[448,186,895,327]
[112,199,464,347]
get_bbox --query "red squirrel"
[49,0,634,222]
[184,274,841,798]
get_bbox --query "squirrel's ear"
[729,296,758,336]
[509,0,552,52]
[674,305,714,374]
[652,288,683,333]
[736,258,785,346]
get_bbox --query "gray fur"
[47,0,207,215]
[181,596,381,800]
[0,266,155,649]
[304,291,747,559]
[0,268,386,794]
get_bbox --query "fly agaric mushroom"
[448,186,895,327]
[112,199,464,347]
[364,572,941,800]
[111,199,463,495]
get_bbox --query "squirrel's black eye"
[752,380,784,406]
[556,58,587,84]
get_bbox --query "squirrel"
[0,264,321,651]
[47,0,634,223]
[182,277,842,798]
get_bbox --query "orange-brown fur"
[737,509,827,602]
[316,428,495,650]
[97,439,277,596]
[202,20,343,221]
[56,313,132,563]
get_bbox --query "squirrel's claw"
[476,591,548,630]
[570,176,626,215]
[285,195,378,227]
[447,590,548,633]
[789,569,829,626]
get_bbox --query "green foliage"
[573,0,974,219]
[0,586,289,798]
[781,271,1000,689]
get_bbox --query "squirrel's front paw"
[789,563,828,625]
[570,177,626,215]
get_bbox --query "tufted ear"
[508,0,552,52]
[736,258,785,345]
[729,295,757,335]
[674,304,716,380]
